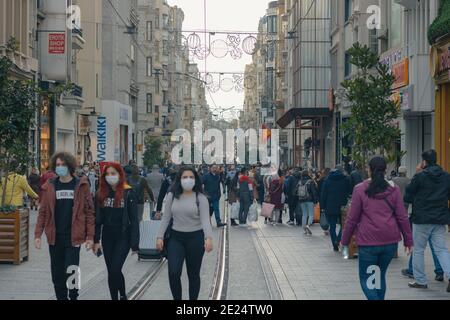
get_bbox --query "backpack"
[297,180,311,200]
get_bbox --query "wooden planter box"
[0,208,29,265]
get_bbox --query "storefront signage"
[97,117,107,162]
[48,33,65,54]
[392,59,409,90]
[380,47,406,69]
[439,45,450,73]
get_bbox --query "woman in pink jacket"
[341,156,413,300]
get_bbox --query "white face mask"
[181,177,195,191]
[106,175,119,186]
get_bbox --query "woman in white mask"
[156,166,213,300]
[92,162,139,300]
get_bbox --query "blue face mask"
[56,166,69,177]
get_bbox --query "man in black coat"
[404,150,450,292]
[320,165,351,251]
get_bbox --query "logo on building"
[48,33,65,54]
[97,117,107,162]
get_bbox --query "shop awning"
[277,108,332,129]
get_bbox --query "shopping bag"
[320,210,329,231]
[230,202,240,220]
[314,204,320,223]
[248,203,258,222]
[261,202,275,218]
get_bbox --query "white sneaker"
[306,225,312,235]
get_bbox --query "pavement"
[1,202,450,300]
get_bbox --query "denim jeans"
[407,240,443,276]
[412,224,450,285]
[358,243,398,300]
[208,199,222,225]
[300,202,314,227]
[327,215,342,248]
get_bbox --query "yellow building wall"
[435,83,450,172]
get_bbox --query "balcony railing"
[72,27,83,38]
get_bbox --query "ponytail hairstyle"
[366,156,388,198]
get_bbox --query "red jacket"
[35,176,95,246]
[39,171,57,199]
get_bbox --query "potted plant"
[0,38,71,264]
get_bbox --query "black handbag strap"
[383,197,395,214]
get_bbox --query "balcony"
[72,27,85,50]
[61,84,84,110]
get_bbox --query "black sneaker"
[408,282,428,289]
[217,222,227,228]
[401,269,414,279]
[231,220,239,226]
[435,274,444,282]
[333,244,339,252]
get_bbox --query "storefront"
[431,35,450,172]
[95,101,134,165]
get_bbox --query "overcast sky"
[169,0,269,120]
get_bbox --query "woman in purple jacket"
[341,156,413,300]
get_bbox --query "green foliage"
[428,0,450,44]
[0,37,72,210]
[143,136,165,168]
[341,43,402,167]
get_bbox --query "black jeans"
[288,197,298,222]
[167,230,205,300]
[102,226,131,300]
[49,239,81,300]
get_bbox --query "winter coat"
[404,165,450,225]
[320,170,351,216]
[342,180,413,247]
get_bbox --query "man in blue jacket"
[202,165,226,227]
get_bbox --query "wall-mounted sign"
[392,58,409,90]
[97,117,107,162]
[48,33,65,54]
[439,45,450,73]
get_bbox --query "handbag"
[261,202,275,218]
[230,202,240,220]
[319,209,329,231]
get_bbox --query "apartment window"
[345,52,351,77]
[130,44,135,62]
[147,57,152,77]
[345,0,352,22]
[155,105,160,114]
[96,23,101,49]
[163,91,168,105]
[162,116,167,129]
[96,74,99,98]
[162,14,169,30]
[267,16,277,34]
[155,116,159,126]
[390,2,402,49]
[162,65,168,80]
[147,93,153,113]
[163,40,169,55]
[155,9,160,29]
[155,76,160,93]
[369,29,378,54]
[146,21,153,41]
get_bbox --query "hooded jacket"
[94,186,139,251]
[35,176,95,246]
[320,170,351,216]
[404,165,450,225]
[342,180,413,247]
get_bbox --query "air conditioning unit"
[394,0,418,9]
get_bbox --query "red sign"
[48,33,65,54]
[392,58,409,90]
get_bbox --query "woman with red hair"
[93,162,139,300]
